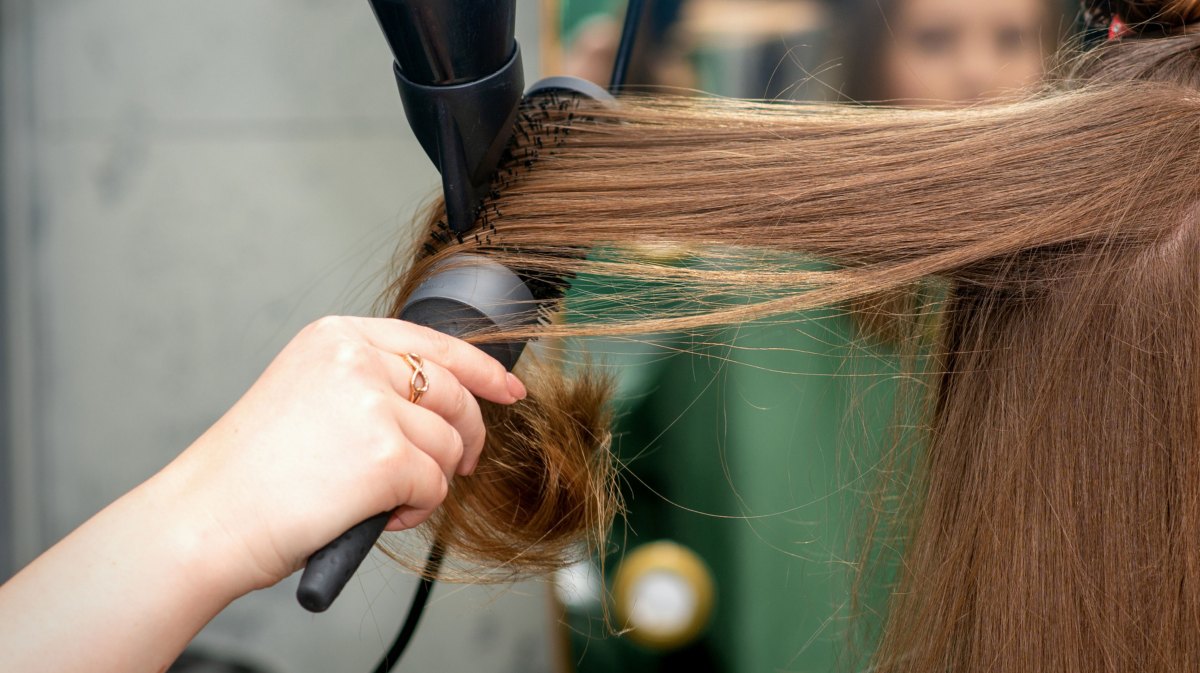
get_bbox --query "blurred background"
[0,1,1079,672]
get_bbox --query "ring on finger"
[402,353,430,404]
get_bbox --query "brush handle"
[296,512,391,612]
[296,257,534,613]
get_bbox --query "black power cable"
[610,0,648,92]
[372,542,445,673]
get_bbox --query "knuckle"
[403,458,448,507]
[358,389,390,416]
[488,363,508,390]
[460,399,486,453]
[467,420,487,457]
[447,429,465,465]
[450,383,472,417]
[308,315,349,337]
[432,471,450,503]
[427,332,455,365]
[375,432,411,470]
[400,509,433,530]
[332,340,372,372]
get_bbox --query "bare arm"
[0,463,247,673]
[0,317,526,673]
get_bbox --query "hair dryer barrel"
[367,0,524,233]
[368,0,517,85]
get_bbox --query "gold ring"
[402,353,429,404]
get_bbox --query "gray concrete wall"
[0,4,11,582]
[2,1,556,671]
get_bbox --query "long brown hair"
[381,6,1200,670]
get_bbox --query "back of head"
[380,1,1200,668]
[1072,0,1200,86]
[1104,0,1200,26]
[874,3,1200,670]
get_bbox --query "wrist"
[139,451,263,606]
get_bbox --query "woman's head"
[840,0,1059,104]
[381,3,1200,669]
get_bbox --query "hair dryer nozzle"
[369,0,524,234]
[369,0,516,85]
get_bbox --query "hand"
[164,316,527,594]
[0,316,528,673]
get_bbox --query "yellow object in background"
[613,541,716,651]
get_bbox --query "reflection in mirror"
[548,0,832,98]
[836,0,1067,106]
[544,0,1073,104]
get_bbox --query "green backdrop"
[561,266,907,671]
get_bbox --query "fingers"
[393,401,466,479]
[385,506,435,531]
[394,449,450,514]
[353,318,527,404]
[378,352,487,475]
[294,316,525,530]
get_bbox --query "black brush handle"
[297,512,391,612]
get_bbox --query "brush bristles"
[416,91,599,305]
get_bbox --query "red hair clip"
[1108,14,1131,40]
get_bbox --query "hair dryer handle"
[296,512,391,612]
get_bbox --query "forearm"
[0,461,248,673]
[0,317,517,671]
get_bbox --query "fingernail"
[506,373,528,401]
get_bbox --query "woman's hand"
[168,316,527,594]
[0,316,526,673]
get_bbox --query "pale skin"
[881,0,1048,105]
[0,316,528,673]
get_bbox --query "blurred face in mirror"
[880,0,1048,104]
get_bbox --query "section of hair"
[380,26,1200,672]
[1070,17,1200,86]
[393,82,1200,341]
[378,356,619,580]
[1089,0,1200,29]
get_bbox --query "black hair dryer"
[294,0,537,614]
[374,0,524,234]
